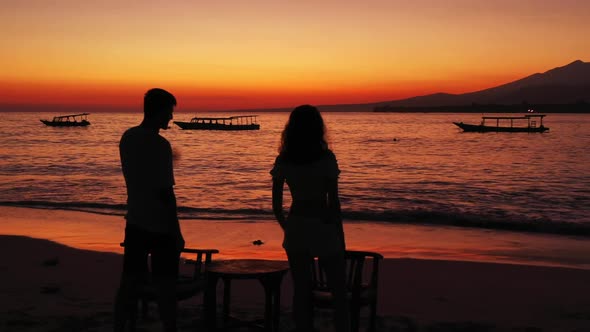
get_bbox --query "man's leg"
[151,235,180,332]
[114,226,149,332]
[114,274,140,332]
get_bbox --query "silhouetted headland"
[372,60,590,113]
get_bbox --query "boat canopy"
[52,113,90,121]
[189,115,258,124]
[480,114,545,128]
[481,114,546,120]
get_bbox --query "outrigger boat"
[454,114,549,133]
[40,113,91,127]
[174,115,260,130]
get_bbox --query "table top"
[207,259,290,278]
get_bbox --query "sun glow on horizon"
[1,0,589,110]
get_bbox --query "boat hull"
[174,121,260,130]
[453,122,549,133]
[41,120,90,127]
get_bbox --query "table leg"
[222,278,232,324]
[204,274,219,331]
[260,273,286,332]
[263,278,273,332]
[272,274,284,332]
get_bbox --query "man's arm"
[160,139,183,250]
[160,186,184,250]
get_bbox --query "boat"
[453,114,549,133]
[174,115,260,130]
[40,113,91,127]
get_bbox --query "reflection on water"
[0,112,589,234]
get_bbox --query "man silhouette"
[114,88,185,332]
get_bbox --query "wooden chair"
[119,243,219,328]
[311,250,383,332]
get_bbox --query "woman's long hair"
[279,105,328,164]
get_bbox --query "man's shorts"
[122,224,180,279]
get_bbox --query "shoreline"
[2,206,590,269]
[1,234,590,331]
[3,201,589,237]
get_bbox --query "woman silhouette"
[271,105,349,332]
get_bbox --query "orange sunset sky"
[1,0,589,111]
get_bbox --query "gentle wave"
[2,200,588,236]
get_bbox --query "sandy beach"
[2,235,590,332]
[1,207,590,331]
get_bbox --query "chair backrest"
[119,242,219,281]
[311,250,383,332]
[181,247,219,281]
[311,250,383,294]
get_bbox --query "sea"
[1,111,589,237]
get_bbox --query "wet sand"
[2,206,590,268]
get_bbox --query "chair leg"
[141,299,149,318]
[369,301,378,332]
[128,298,138,331]
[350,303,361,332]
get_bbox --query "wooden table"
[204,259,290,332]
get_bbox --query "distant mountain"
[317,60,590,112]
[374,60,590,108]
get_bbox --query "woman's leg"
[321,253,350,332]
[286,250,313,332]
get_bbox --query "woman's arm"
[272,177,287,230]
[326,178,341,218]
[327,177,345,250]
